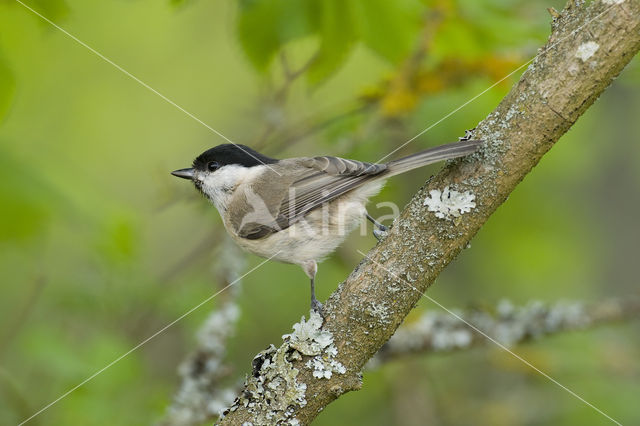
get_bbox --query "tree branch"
[370,297,640,366]
[162,296,639,425]
[220,1,640,424]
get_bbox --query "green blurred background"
[1,0,639,424]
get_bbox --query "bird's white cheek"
[201,177,230,211]
[199,165,253,212]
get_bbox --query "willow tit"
[172,139,481,312]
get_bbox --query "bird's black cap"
[192,144,278,170]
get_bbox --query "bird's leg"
[310,276,323,314]
[302,260,323,314]
[366,212,388,241]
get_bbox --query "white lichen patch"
[575,41,599,62]
[223,311,347,422]
[305,350,346,379]
[423,186,476,220]
[603,0,624,4]
[283,310,333,356]
[368,302,391,323]
[283,312,346,380]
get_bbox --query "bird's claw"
[311,299,324,317]
[373,227,388,241]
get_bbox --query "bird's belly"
[228,181,384,265]
[233,209,361,264]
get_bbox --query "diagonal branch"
[219,1,640,424]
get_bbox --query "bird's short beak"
[171,168,195,180]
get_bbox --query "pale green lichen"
[289,312,346,380]
[222,312,345,424]
[283,311,333,356]
[223,343,306,424]
[305,352,346,379]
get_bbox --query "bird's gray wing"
[275,156,387,228]
[235,156,387,239]
[298,156,387,177]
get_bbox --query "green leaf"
[235,0,425,84]
[352,0,422,64]
[305,0,357,85]
[430,17,483,61]
[235,0,424,84]
[236,0,317,71]
[0,52,15,123]
[98,216,139,264]
[169,0,198,8]
[0,149,52,242]
[29,0,70,22]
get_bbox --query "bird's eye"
[207,161,220,172]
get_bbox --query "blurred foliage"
[0,0,639,425]
[237,0,422,84]
[0,0,70,21]
[0,50,14,122]
[370,55,522,116]
[0,150,54,242]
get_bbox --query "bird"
[172,139,482,313]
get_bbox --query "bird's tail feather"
[385,139,482,177]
